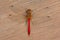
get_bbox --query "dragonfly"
[26,9,32,36]
[9,5,32,36]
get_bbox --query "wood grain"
[0,0,60,40]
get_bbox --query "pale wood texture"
[0,0,60,40]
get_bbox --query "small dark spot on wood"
[47,16,50,18]
[10,5,14,7]
[46,7,49,8]
[9,14,12,16]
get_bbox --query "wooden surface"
[0,0,60,40]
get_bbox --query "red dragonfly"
[9,6,32,36]
[26,9,32,36]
